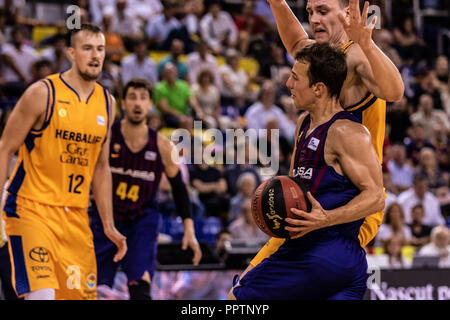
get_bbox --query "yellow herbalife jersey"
[7,73,111,208]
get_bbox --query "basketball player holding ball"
[229,42,384,300]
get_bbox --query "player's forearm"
[92,163,115,231]
[361,41,404,102]
[0,144,15,198]
[268,0,309,56]
[327,188,384,227]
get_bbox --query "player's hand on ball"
[104,226,127,262]
[285,192,330,239]
[182,232,202,266]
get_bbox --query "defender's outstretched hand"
[338,0,377,49]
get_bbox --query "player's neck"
[333,31,351,47]
[62,69,96,101]
[121,119,148,137]
[308,98,343,129]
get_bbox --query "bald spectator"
[397,174,445,227]
[387,144,415,193]
[410,93,450,140]
[244,80,296,140]
[199,1,238,56]
[157,39,188,81]
[418,225,450,268]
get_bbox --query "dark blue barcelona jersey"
[291,110,363,243]
[109,121,164,221]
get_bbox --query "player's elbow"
[385,83,405,102]
[371,188,385,213]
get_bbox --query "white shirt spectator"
[199,11,238,53]
[102,4,141,37]
[186,51,221,86]
[89,0,115,25]
[375,224,412,247]
[1,42,38,82]
[145,13,180,44]
[418,242,450,268]
[397,188,445,226]
[219,64,248,98]
[387,160,415,189]
[244,102,296,139]
[128,0,162,22]
[121,53,158,86]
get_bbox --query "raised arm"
[339,0,404,101]
[91,97,127,262]
[0,81,47,201]
[158,132,202,265]
[267,0,314,56]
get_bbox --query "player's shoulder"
[330,116,372,144]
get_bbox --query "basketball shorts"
[233,234,369,300]
[90,207,161,287]
[2,194,97,300]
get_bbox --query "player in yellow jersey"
[0,24,127,300]
[230,0,405,286]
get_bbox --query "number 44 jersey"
[109,120,164,221]
[6,73,111,208]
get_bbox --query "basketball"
[251,176,312,238]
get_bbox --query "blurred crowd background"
[0,0,449,281]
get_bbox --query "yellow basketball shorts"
[2,194,97,300]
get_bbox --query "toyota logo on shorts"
[29,247,50,263]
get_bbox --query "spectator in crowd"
[244,80,296,140]
[258,42,291,84]
[233,0,270,57]
[29,59,52,84]
[186,39,220,87]
[172,0,199,54]
[397,173,445,226]
[219,48,249,110]
[412,70,443,111]
[89,0,115,25]
[191,69,221,129]
[0,26,38,98]
[40,34,71,73]
[98,53,121,98]
[128,0,163,25]
[430,122,450,172]
[409,204,432,248]
[393,16,427,66]
[418,225,450,268]
[387,144,415,193]
[382,235,412,269]
[121,39,158,87]
[386,97,412,144]
[153,62,204,129]
[215,229,231,259]
[145,0,181,50]
[189,147,229,226]
[404,123,436,166]
[157,38,189,81]
[410,93,450,140]
[434,55,449,91]
[416,147,449,192]
[383,171,399,207]
[228,199,269,242]
[435,185,450,223]
[229,172,257,222]
[102,0,142,52]
[199,0,238,56]
[101,12,126,64]
[224,138,261,198]
[375,202,412,247]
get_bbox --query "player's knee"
[128,279,151,300]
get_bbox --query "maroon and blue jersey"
[291,110,363,241]
[109,120,164,221]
